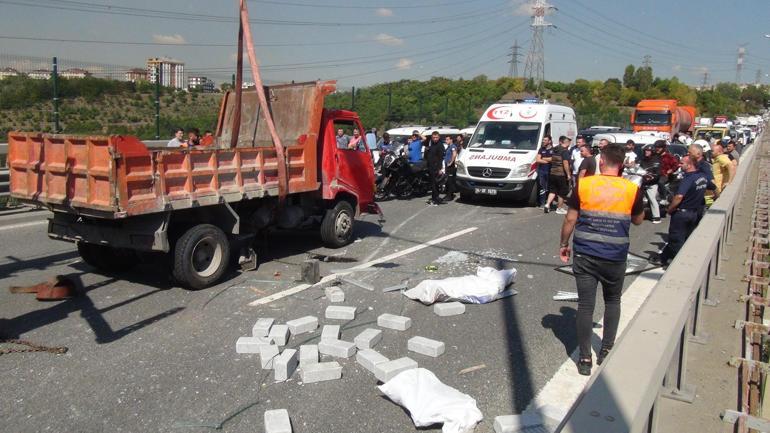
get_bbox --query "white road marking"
[248,226,478,306]
[517,268,665,427]
[0,220,48,232]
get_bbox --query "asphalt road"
[0,197,669,433]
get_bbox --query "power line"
[248,0,479,9]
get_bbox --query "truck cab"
[455,102,577,205]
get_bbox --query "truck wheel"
[173,224,230,290]
[77,242,138,273]
[320,200,355,248]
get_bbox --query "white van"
[456,102,577,205]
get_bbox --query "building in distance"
[125,68,148,83]
[146,57,185,89]
[28,69,52,80]
[60,68,92,79]
[0,67,20,80]
[188,75,215,93]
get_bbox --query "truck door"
[324,117,375,211]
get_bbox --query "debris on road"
[403,266,517,304]
[9,275,80,301]
[408,336,446,358]
[299,344,318,366]
[274,348,299,382]
[354,328,383,349]
[324,286,345,302]
[424,264,439,272]
[268,325,290,346]
[264,408,292,433]
[434,302,465,317]
[260,345,280,370]
[377,313,412,331]
[252,318,275,337]
[301,361,343,383]
[378,368,483,433]
[286,316,318,335]
[435,251,469,264]
[325,305,357,320]
[382,281,408,293]
[553,291,579,301]
[356,348,389,374]
[339,275,375,291]
[300,259,320,284]
[318,339,357,358]
[320,325,340,341]
[374,357,418,383]
[236,336,271,354]
[458,364,487,375]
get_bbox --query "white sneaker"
[555,207,568,215]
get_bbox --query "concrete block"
[324,286,345,303]
[320,325,340,341]
[325,305,357,320]
[264,408,292,433]
[260,344,280,369]
[318,339,357,358]
[377,313,412,331]
[407,336,445,357]
[252,318,275,337]
[433,302,466,316]
[356,349,389,374]
[236,336,270,354]
[301,259,320,284]
[493,413,553,433]
[274,349,298,382]
[301,361,343,384]
[374,357,418,383]
[286,316,318,335]
[299,344,318,366]
[268,324,290,346]
[354,328,382,350]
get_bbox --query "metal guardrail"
[557,127,766,433]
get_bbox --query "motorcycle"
[375,146,447,201]
[622,165,682,217]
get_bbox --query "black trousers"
[572,253,626,359]
[660,209,701,262]
[445,165,456,196]
[429,166,441,201]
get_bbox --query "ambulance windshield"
[468,122,541,150]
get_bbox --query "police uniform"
[566,175,643,364]
[658,170,710,264]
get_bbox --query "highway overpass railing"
[557,128,765,433]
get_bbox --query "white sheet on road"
[379,368,483,433]
[403,266,516,304]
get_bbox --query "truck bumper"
[456,177,535,200]
[49,212,171,252]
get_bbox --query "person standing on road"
[577,142,596,179]
[425,131,446,206]
[711,141,735,194]
[443,135,458,201]
[571,136,587,181]
[650,155,712,267]
[726,140,740,167]
[536,135,553,208]
[455,134,466,155]
[365,128,378,150]
[623,140,637,168]
[167,128,185,147]
[559,143,645,376]
[640,146,662,224]
[544,136,572,214]
[408,130,424,164]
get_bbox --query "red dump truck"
[631,99,697,137]
[8,80,379,289]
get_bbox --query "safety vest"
[573,175,639,262]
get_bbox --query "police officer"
[425,131,446,206]
[559,143,645,376]
[650,155,713,266]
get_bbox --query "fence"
[557,124,766,432]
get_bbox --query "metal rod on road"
[52,57,59,133]
[154,66,160,139]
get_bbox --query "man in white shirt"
[167,128,185,147]
[624,139,637,168]
[570,136,587,180]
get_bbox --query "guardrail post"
[715,238,727,281]
[688,277,710,344]
[643,392,661,433]
[703,259,719,306]
[661,325,696,403]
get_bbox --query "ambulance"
[456,101,577,205]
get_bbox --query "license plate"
[474,188,497,195]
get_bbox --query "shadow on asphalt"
[542,306,578,357]
[0,250,80,278]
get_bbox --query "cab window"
[333,120,367,152]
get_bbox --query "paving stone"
[324,286,345,303]
[407,336,446,357]
[377,313,412,331]
[236,336,270,354]
[433,302,466,316]
[356,349,389,374]
[299,344,318,366]
[325,305,357,320]
[268,324,290,346]
[374,357,418,383]
[354,328,383,350]
[318,339,357,358]
[260,345,280,370]
[320,325,340,341]
[286,316,318,335]
[301,361,343,384]
[274,349,298,382]
[252,318,275,337]
[264,409,292,433]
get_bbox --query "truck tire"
[77,242,139,273]
[320,200,355,248]
[172,224,230,290]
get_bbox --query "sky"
[0,0,769,89]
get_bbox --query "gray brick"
[433,302,466,316]
[324,286,345,303]
[299,344,318,366]
[374,357,418,383]
[407,336,445,357]
[274,349,298,382]
[252,318,275,337]
[377,313,412,331]
[264,408,292,433]
[301,361,342,384]
[320,325,340,341]
[236,336,270,354]
[260,344,280,370]
[286,316,318,335]
[325,305,357,320]
[268,324,290,346]
[318,339,357,358]
[356,349,389,374]
[354,328,382,350]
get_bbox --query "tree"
[635,66,653,92]
[623,65,637,89]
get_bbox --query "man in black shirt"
[544,136,572,214]
[577,142,596,178]
[425,131,446,206]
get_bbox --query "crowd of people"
[166,127,215,147]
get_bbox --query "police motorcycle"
[375,144,446,201]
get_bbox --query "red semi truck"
[631,99,697,137]
[8,80,379,289]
